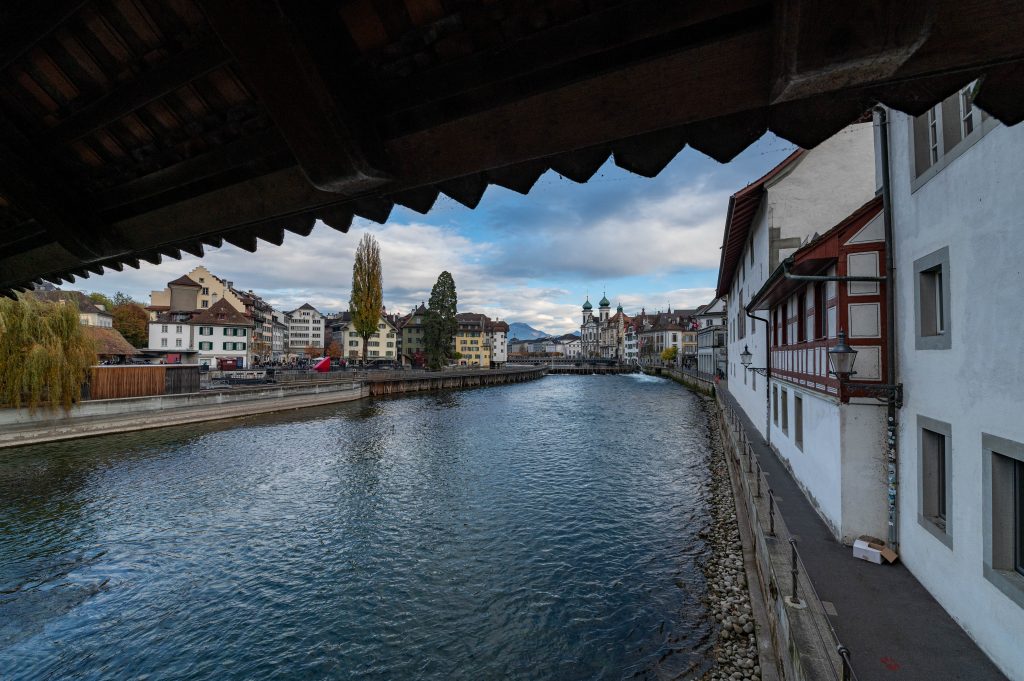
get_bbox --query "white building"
[486,319,509,367]
[287,303,325,358]
[716,121,877,439]
[330,312,398,362]
[190,298,255,368]
[271,310,289,360]
[882,91,1024,679]
[623,325,637,364]
[696,297,727,377]
[747,197,889,544]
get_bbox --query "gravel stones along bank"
[700,399,762,681]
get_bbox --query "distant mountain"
[508,322,550,340]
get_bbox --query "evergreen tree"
[0,295,97,410]
[424,271,458,370]
[112,291,136,307]
[349,233,383,363]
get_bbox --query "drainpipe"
[781,257,885,283]
[745,309,772,446]
[875,105,900,549]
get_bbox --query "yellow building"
[455,313,491,368]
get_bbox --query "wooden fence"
[88,365,200,400]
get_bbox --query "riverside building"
[878,92,1024,678]
[716,121,877,439]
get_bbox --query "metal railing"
[718,402,861,681]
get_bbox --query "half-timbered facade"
[716,122,877,438]
[748,197,889,543]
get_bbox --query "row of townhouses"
[714,94,1024,677]
[143,266,508,369]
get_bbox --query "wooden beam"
[95,128,292,212]
[0,0,88,71]
[0,118,122,262]
[42,41,233,144]
[198,0,390,193]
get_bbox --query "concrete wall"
[889,109,1024,680]
[839,402,889,543]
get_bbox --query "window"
[161,324,168,333]
[918,416,952,548]
[927,108,940,164]
[199,342,212,350]
[794,395,803,450]
[982,434,1024,606]
[960,86,974,137]
[781,390,788,435]
[175,338,182,348]
[201,300,209,308]
[161,338,167,347]
[773,386,779,425]
[201,287,209,295]
[175,325,182,333]
[914,247,951,350]
[797,292,806,342]
[815,282,827,339]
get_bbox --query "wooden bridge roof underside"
[2,0,1024,294]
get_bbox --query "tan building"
[455,313,490,368]
[329,312,398,363]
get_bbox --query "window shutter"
[912,113,932,177]
[941,95,961,153]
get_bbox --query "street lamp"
[826,330,857,379]
[740,344,769,376]
[827,329,903,407]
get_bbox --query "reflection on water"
[0,375,715,680]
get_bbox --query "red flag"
[313,357,331,373]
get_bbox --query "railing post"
[838,645,852,681]
[769,491,776,537]
[755,463,762,498]
[789,538,801,606]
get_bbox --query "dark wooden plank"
[198,0,390,193]
[43,40,232,144]
[0,0,89,71]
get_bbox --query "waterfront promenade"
[716,384,1006,681]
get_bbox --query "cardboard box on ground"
[853,535,899,564]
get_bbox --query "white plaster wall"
[889,110,1024,680]
[767,122,877,258]
[769,381,843,535]
[147,322,193,351]
[839,402,889,543]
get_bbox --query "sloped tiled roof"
[85,326,138,356]
[189,298,253,327]
[28,290,111,316]
[168,275,202,288]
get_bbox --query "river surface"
[0,374,716,680]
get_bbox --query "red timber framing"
[748,196,885,402]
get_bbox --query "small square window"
[914,247,952,350]
[918,416,952,548]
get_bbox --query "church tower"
[599,292,610,323]
[582,296,593,325]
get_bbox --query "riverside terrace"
[3,1,1024,294]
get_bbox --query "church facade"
[580,295,632,361]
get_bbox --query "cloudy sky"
[82,133,795,334]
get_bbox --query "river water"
[0,374,717,680]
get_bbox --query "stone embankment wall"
[365,367,545,396]
[714,397,852,681]
[0,380,369,449]
[0,368,546,449]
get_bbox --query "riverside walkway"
[717,384,1006,681]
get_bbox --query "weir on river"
[0,374,717,680]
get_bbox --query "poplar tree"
[349,233,383,364]
[0,295,97,410]
[424,271,458,370]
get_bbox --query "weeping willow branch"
[0,295,97,411]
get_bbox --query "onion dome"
[582,298,593,310]
[599,294,610,307]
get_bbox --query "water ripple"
[0,375,715,680]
